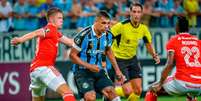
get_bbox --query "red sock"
[186,95,197,101]
[63,93,76,101]
[145,91,157,101]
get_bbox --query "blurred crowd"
[0,0,201,32]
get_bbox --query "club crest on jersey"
[44,28,50,33]
[75,38,81,44]
[126,40,130,44]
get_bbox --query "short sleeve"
[57,32,63,38]
[166,37,176,52]
[74,35,82,46]
[107,33,113,47]
[198,40,201,50]
[111,22,122,37]
[43,25,56,38]
[73,30,88,51]
[143,25,152,43]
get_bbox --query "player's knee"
[84,92,96,101]
[104,86,116,95]
[122,86,133,97]
[57,84,73,96]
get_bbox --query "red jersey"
[30,23,63,72]
[166,33,201,84]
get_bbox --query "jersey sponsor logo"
[87,50,104,54]
[88,39,95,41]
[178,36,198,40]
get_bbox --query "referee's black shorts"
[116,56,142,82]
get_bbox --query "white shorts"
[163,76,201,96]
[29,66,66,97]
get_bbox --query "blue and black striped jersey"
[72,25,113,72]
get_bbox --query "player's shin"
[115,86,125,97]
[127,93,140,101]
[63,93,76,101]
[145,91,157,101]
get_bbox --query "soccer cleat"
[186,96,197,101]
[145,91,157,101]
[192,97,197,101]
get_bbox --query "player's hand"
[102,62,106,68]
[149,82,162,93]
[115,70,126,84]
[11,37,22,46]
[87,64,100,73]
[153,53,160,64]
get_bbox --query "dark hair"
[177,16,189,32]
[130,2,143,11]
[46,7,63,21]
[96,10,111,20]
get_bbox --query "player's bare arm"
[70,47,100,72]
[145,43,160,64]
[11,28,45,45]
[59,36,74,47]
[151,51,175,92]
[105,47,125,82]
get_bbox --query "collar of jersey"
[91,25,106,38]
[129,19,140,28]
[180,32,189,35]
[47,23,57,28]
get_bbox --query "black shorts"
[106,68,115,82]
[74,69,113,97]
[116,56,142,82]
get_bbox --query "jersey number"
[181,46,201,67]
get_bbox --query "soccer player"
[70,11,124,101]
[110,2,160,101]
[10,7,76,101]
[145,16,201,101]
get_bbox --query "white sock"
[112,96,121,101]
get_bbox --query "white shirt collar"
[91,25,106,38]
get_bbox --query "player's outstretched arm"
[11,28,45,45]
[59,36,74,47]
[150,51,175,92]
[145,43,160,64]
